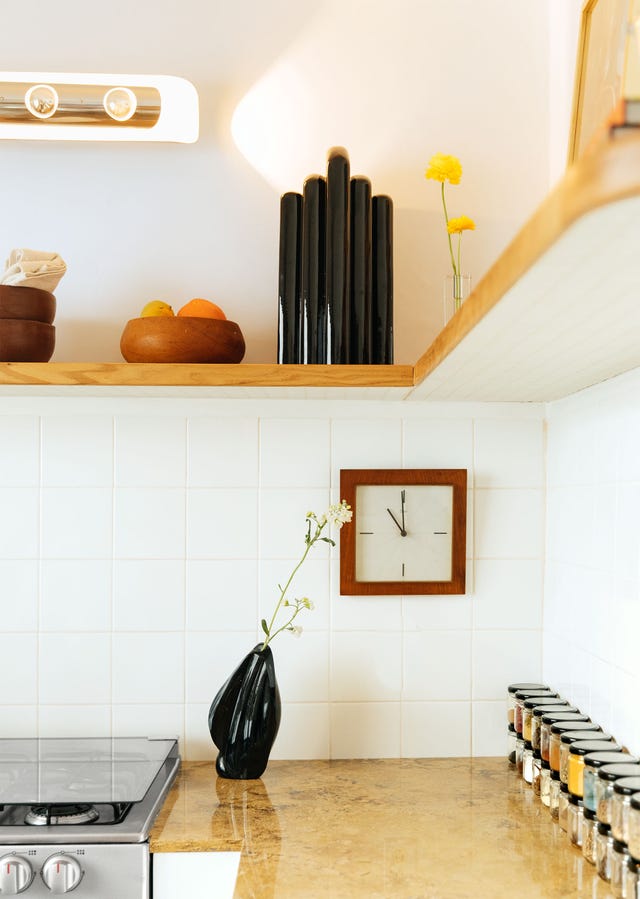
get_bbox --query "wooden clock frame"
[339,468,467,595]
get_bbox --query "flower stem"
[441,182,457,278]
[260,522,321,650]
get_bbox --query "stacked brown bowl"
[0,285,56,362]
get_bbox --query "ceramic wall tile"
[112,703,185,745]
[0,560,38,630]
[187,559,258,631]
[39,705,111,738]
[0,634,38,704]
[39,634,111,705]
[472,630,541,701]
[271,703,331,760]
[474,418,544,488]
[114,488,185,558]
[187,488,257,559]
[41,560,112,631]
[259,488,330,559]
[0,488,39,558]
[260,418,330,488]
[402,701,471,757]
[188,417,258,487]
[42,488,112,559]
[330,632,402,702]
[403,631,471,701]
[185,631,257,704]
[471,701,507,756]
[472,560,543,630]
[115,415,186,487]
[402,418,473,474]
[0,416,39,486]
[474,489,543,559]
[112,633,183,704]
[113,560,184,632]
[42,416,113,486]
[330,702,401,758]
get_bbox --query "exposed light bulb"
[24,83,59,119]
[103,86,137,122]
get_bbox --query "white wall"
[0,396,545,760]
[0,0,551,365]
[544,367,640,753]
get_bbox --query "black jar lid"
[550,720,601,734]
[560,730,611,744]
[583,808,596,820]
[542,711,589,725]
[613,777,640,795]
[631,794,640,812]
[585,751,632,768]
[524,696,565,709]
[628,856,640,873]
[524,741,533,750]
[541,759,550,770]
[508,723,516,734]
[533,748,541,760]
[560,782,569,794]
[570,740,620,756]
[613,840,629,855]
[515,689,557,701]
[597,822,612,836]
[568,792,583,805]
[599,761,640,781]
[533,704,579,718]
[508,682,549,694]
[551,769,560,781]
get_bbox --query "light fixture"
[0,72,198,142]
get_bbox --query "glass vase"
[444,274,471,325]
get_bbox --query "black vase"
[208,644,281,779]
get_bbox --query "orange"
[177,298,227,320]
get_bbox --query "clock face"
[339,468,467,596]
[355,484,453,583]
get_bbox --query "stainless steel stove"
[0,737,180,897]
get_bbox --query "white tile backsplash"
[0,400,547,757]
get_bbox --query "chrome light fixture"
[0,72,198,142]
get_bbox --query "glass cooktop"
[0,737,178,805]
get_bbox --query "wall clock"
[339,469,467,595]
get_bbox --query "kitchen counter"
[150,759,609,898]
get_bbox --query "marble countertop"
[150,758,609,898]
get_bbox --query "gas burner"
[25,803,100,827]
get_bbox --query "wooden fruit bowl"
[120,316,246,364]
[0,285,56,324]
[0,319,55,361]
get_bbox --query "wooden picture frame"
[339,468,467,596]
[568,0,634,164]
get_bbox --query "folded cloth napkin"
[1,248,67,293]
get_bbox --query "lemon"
[140,300,175,318]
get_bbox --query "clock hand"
[386,507,407,537]
[401,489,406,532]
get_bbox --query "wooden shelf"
[2,135,640,402]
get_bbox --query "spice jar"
[568,793,584,847]
[596,822,614,882]
[541,711,590,763]
[560,732,615,784]
[598,762,640,826]
[514,689,558,736]
[515,736,524,776]
[611,839,630,898]
[612,778,640,845]
[532,705,580,751]
[559,782,570,831]
[507,723,516,765]
[626,857,639,899]
[522,696,566,743]
[549,720,602,773]
[584,752,635,814]
[582,808,597,865]
[523,742,534,785]
[568,740,622,797]
[507,683,550,726]
[532,749,542,796]
[540,760,551,807]
[626,792,640,861]
[550,770,561,820]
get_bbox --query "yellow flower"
[447,215,476,234]
[425,153,462,185]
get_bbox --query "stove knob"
[41,854,83,894]
[0,854,34,894]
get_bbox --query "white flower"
[300,597,315,611]
[289,625,303,638]
[326,500,353,529]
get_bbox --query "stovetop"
[0,737,180,844]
